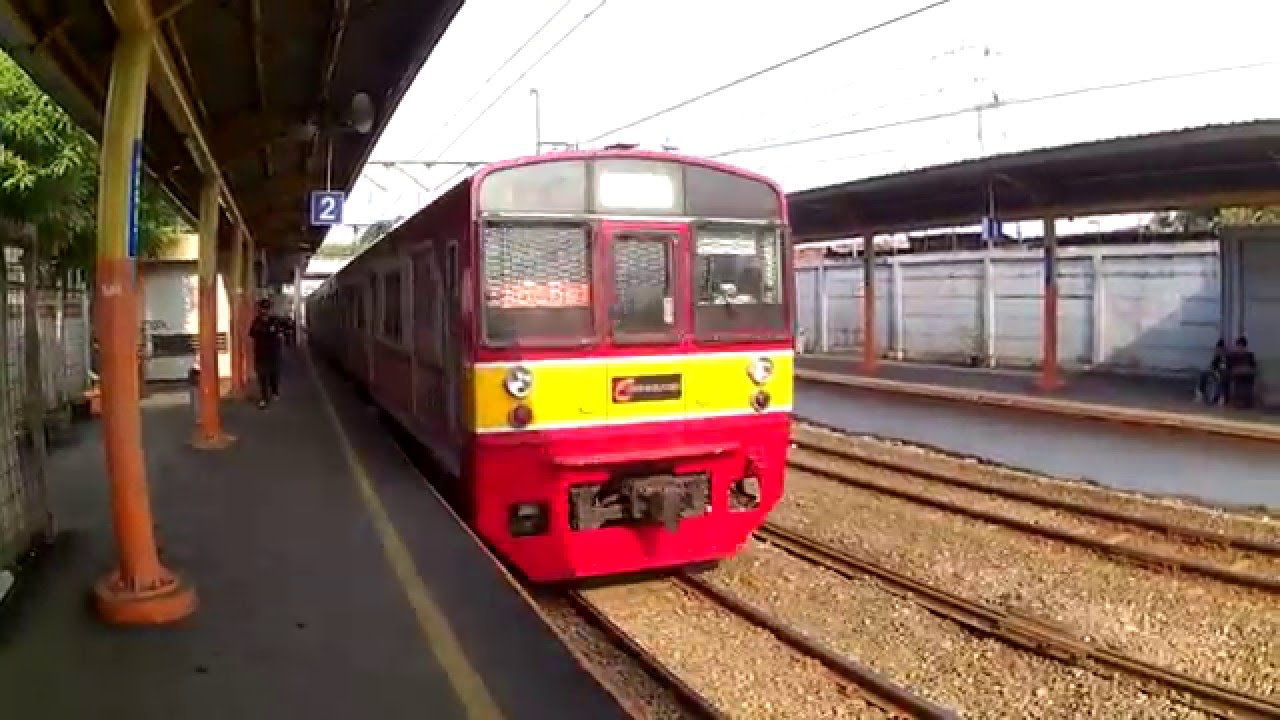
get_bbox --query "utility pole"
[529,88,542,154]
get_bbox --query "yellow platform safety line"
[305,349,505,720]
[471,350,795,432]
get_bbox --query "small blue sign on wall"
[126,139,143,258]
[980,215,1002,241]
[309,190,345,227]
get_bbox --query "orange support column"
[228,232,246,397]
[92,24,196,625]
[1038,215,1063,391]
[192,178,233,449]
[861,232,878,374]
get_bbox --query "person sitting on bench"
[1196,339,1228,405]
[1224,336,1258,409]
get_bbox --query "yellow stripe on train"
[470,350,795,433]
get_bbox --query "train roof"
[308,148,788,298]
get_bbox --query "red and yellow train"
[306,148,794,582]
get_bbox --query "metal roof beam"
[103,0,252,246]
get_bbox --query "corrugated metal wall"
[798,241,1219,373]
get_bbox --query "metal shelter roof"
[0,0,463,283]
[788,120,1280,242]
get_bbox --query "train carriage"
[308,148,794,582]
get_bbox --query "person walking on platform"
[249,299,283,409]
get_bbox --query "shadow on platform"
[0,351,625,720]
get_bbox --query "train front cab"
[466,154,794,583]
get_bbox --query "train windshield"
[693,225,787,339]
[481,222,594,346]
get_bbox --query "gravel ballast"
[772,469,1280,700]
[707,541,1212,719]
[537,595,697,720]
[581,579,892,719]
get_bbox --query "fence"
[796,241,1220,375]
[0,243,91,573]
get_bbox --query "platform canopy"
[789,120,1280,242]
[0,0,462,283]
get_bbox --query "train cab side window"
[383,270,403,344]
[611,236,675,341]
[692,225,787,339]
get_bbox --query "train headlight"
[503,365,534,398]
[746,356,774,385]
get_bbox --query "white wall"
[141,262,232,382]
[797,241,1219,375]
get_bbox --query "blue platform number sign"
[310,190,345,227]
[126,139,142,258]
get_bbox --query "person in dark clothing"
[1196,339,1228,405]
[1224,336,1258,409]
[249,299,283,408]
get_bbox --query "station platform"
[0,351,627,720]
[797,354,1279,443]
[794,355,1280,511]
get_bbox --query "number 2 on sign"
[318,196,337,221]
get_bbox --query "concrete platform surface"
[0,351,627,720]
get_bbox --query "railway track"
[788,431,1280,594]
[756,522,1280,719]
[567,580,957,720]
[563,588,729,720]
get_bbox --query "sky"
[316,0,1280,252]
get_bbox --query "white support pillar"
[817,260,830,353]
[982,252,997,367]
[890,258,905,360]
[1090,251,1106,366]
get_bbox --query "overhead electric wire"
[709,59,1279,159]
[426,0,608,164]
[738,45,977,147]
[582,0,954,144]
[404,0,575,160]
[406,0,608,208]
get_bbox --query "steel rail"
[756,522,1280,719]
[792,430,1280,556]
[788,449,1280,594]
[677,575,958,720]
[564,589,729,720]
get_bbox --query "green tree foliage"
[0,51,188,275]
[1148,206,1280,234]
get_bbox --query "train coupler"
[568,473,710,532]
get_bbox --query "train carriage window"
[692,225,787,339]
[412,252,441,365]
[481,223,592,346]
[383,270,403,344]
[371,276,382,335]
[611,235,676,342]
